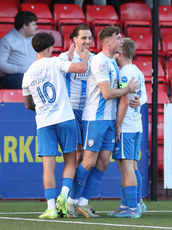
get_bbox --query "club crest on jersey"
[88,139,94,147]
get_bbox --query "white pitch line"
[0,216,172,229]
[0,210,172,215]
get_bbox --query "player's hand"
[129,95,140,108]
[67,43,75,61]
[80,49,90,60]
[128,77,138,93]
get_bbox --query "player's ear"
[73,37,77,45]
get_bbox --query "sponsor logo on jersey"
[121,76,128,82]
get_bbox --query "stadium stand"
[21,2,56,29]
[161,33,172,60]
[86,5,121,38]
[53,4,86,35]
[165,60,172,99]
[0,89,24,102]
[129,32,165,68]
[0,2,18,24]
[119,2,152,36]
[133,59,166,83]
[159,5,172,38]
[22,0,52,7]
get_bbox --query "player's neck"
[36,52,50,60]
[120,58,132,67]
[75,48,82,56]
[102,49,114,59]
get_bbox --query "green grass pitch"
[0,199,172,230]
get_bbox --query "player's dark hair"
[14,11,37,30]
[69,24,91,40]
[32,32,55,52]
[98,26,120,44]
[122,37,135,59]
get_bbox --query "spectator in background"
[74,0,106,8]
[0,11,38,89]
[145,0,171,9]
[107,0,130,14]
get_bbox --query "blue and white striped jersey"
[59,51,95,110]
[82,52,119,121]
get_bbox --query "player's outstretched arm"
[98,79,138,100]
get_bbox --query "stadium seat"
[0,24,14,33]
[133,59,166,82]
[36,29,64,54]
[119,2,152,36]
[129,33,164,62]
[0,2,18,23]
[145,82,170,105]
[0,89,23,103]
[22,0,52,7]
[53,4,86,35]
[148,121,164,143]
[161,33,172,60]
[86,5,121,38]
[159,5,172,38]
[21,3,55,30]
[165,60,172,100]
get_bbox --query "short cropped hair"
[98,26,120,44]
[69,24,91,40]
[32,32,55,52]
[15,11,38,30]
[122,37,136,59]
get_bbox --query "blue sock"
[124,186,137,209]
[81,167,104,200]
[135,169,142,203]
[62,178,73,190]
[45,188,56,201]
[69,164,90,199]
[121,187,127,206]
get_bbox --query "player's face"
[109,33,124,55]
[74,29,92,52]
[24,21,38,37]
[115,53,122,67]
